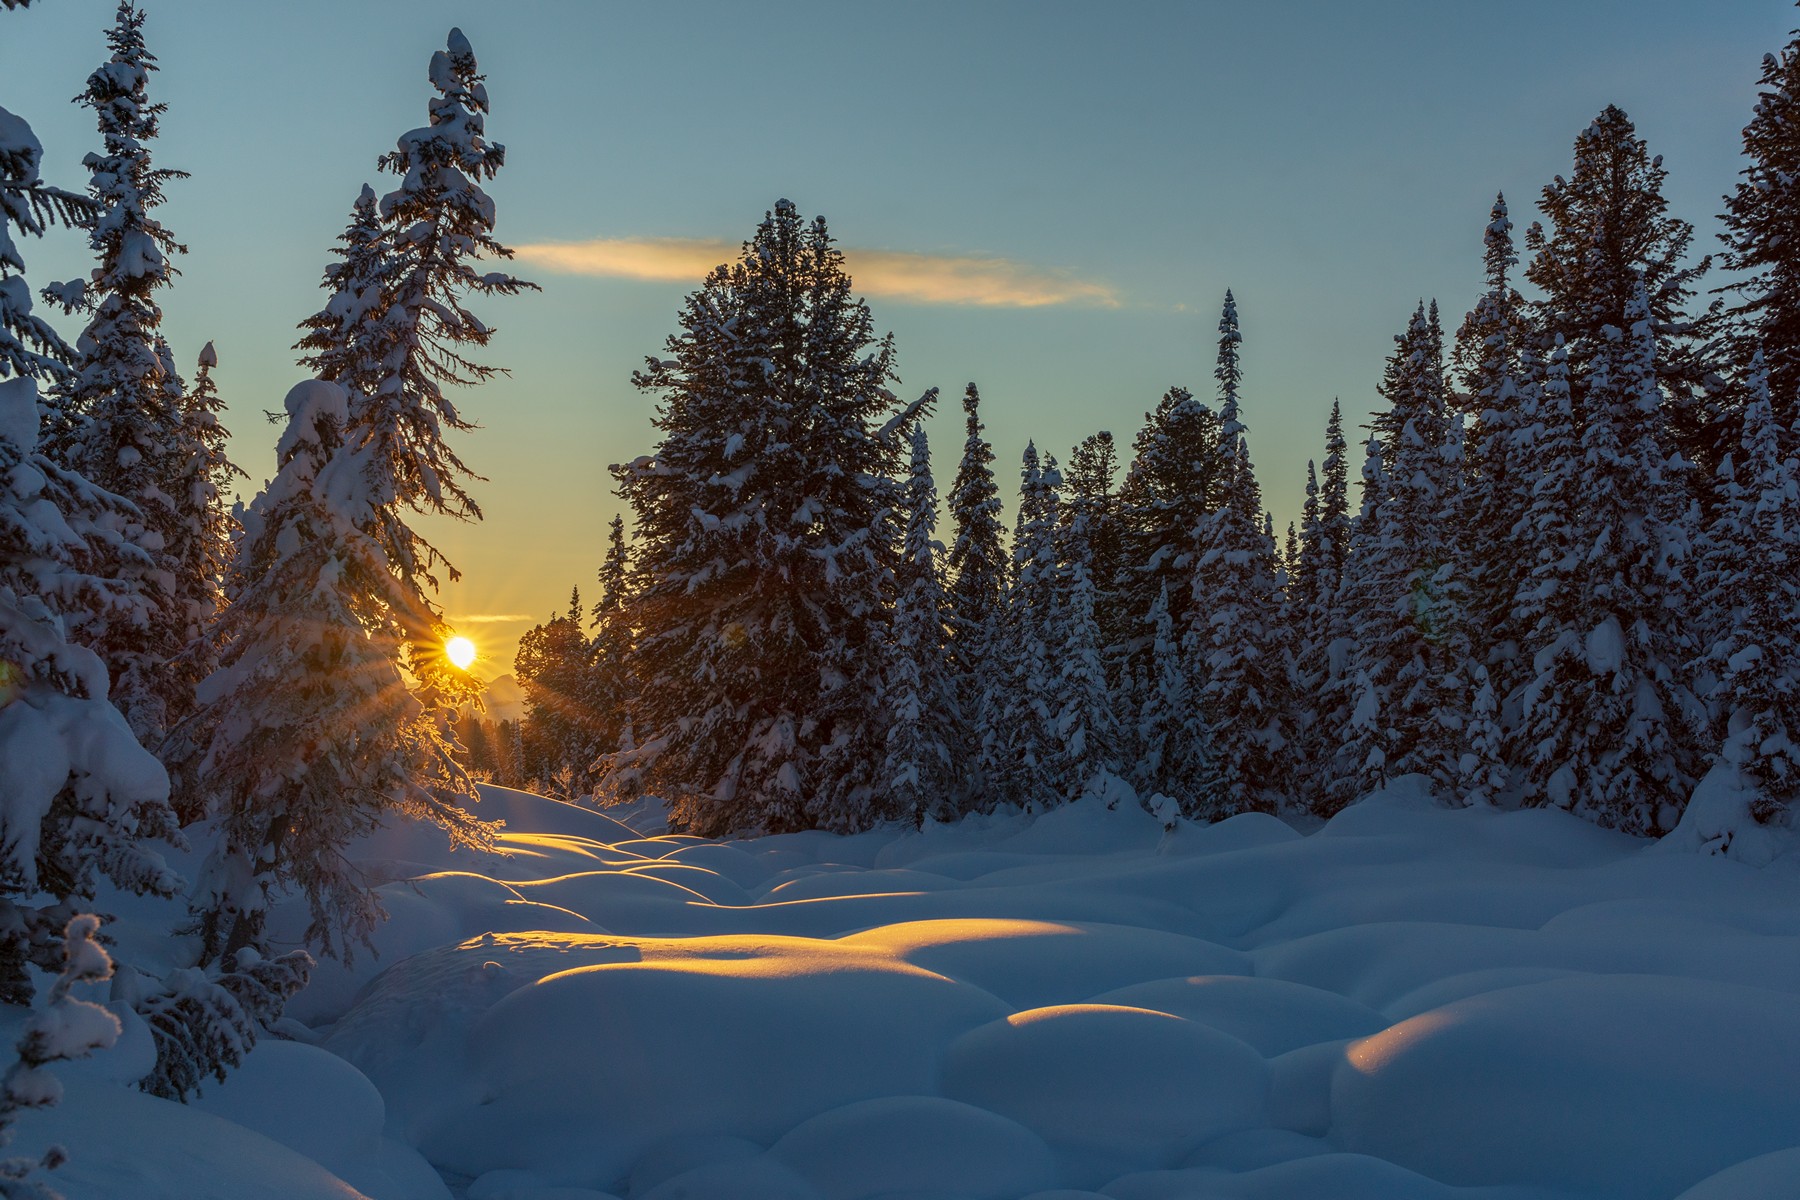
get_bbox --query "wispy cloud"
[453,613,536,624]
[513,237,1119,309]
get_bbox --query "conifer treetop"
[1216,289,1244,450]
[75,0,187,298]
[1483,192,1516,292]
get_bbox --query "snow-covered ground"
[23,782,1800,1200]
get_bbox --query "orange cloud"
[513,237,1119,309]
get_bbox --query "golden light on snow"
[445,635,478,671]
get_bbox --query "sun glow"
[445,635,478,671]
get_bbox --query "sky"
[2,0,1792,674]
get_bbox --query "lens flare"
[445,635,477,671]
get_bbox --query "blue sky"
[2,0,1791,670]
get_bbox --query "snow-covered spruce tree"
[1292,406,1354,809]
[1132,583,1217,819]
[1507,337,1582,782]
[1511,292,1699,833]
[1317,400,1352,601]
[1293,463,1324,640]
[584,514,636,782]
[882,426,961,822]
[1525,106,1720,501]
[1063,428,1125,647]
[0,317,179,1004]
[945,383,1007,753]
[308,28,536,599]
[3,70,181,1001]
[1338,303,1472,799]
[162,341,242,728]
[1320,435,1388,816]
[1216,290,1245,449]
[1286,460,1327,765]
[1116,386,1226,674]
[1457,196,1539,697]
[241,27,528,843]
[1720,21,1800,444]
[1189,436,1287,818]
[1049,484,1119,802]
[978,444,1063,812]
[1460,662,1508,808]
[162,381,495,966]
[1453,194,1526,405]
[515,589,598,797]
[48,0,192,742]
[1689,351,1800,835]
[601,201,930,834]
[0,914,118,1200]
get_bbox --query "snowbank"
[38,781,1800,1198]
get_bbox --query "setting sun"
[445,635,478,671]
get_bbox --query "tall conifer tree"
[1318,401,1352,599]
[1117,386,1226,671]
[53,1,191,740]
[883,427,960,821]
[1216,290,1244,453]
[343,28,536,592]
[1525,106,1718,501]
[1323,436,1389,813]
[1064,429,1124,647]
[165,341,242,723]
[1191,440,1286,816]
[1132,584,1217,818]
[1338,306,1470,798]
[1,61,181,1004]
[979,444,1062,812]
[165,381,494,964]
[1513,290,1698,833]
[602,201,929,833]
[516,589,597,796]
[945,383,1006,735]
[1693,352,1800,830]
[585,514,635,775]
[1049,486,1118,801]
[1458,197,1538,696]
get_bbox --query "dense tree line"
[497,26,1800,852]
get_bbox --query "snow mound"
[1087,975,1387,1055]
[413,935,1008,1187]
[11,1076,378,1200]
[940,1004,1268,1183]
[283,871,599,1024]
[1656,755,1795,866]
[840,918,1249,1008]
[1332,973,1800,1196]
